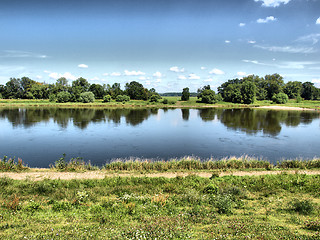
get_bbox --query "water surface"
[0,107,319,167]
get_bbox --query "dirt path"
[1,169,320,181]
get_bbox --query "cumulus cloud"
[237,72,247,77]
[110,72,121,76]
[225,40,231,43]
[43,70,51,73]
[200,67,206,70]
[248,40,256,44]
[312,79,320,87]
[177,75,187,80]
[254,0,291,7]
[239,23,246,27]
[188,74,201,80]
[49,72,77,81]
[203,78,213,82]
[124,70,145,76]
[209,68,225,75]
[138,76,147,81]
[257,16,277,23]
[254,45,316,53]
[170,66,185,73]
[317,17,320,25]
[78,64,88,68]
[153,71,163,78]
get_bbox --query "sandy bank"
[1,169,320,181]
[254,106,317,111]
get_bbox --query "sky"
[1,0,320,92]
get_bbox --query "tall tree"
[181,87,190,101]
[125,81,148,100]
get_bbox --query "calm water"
[0,107,319,167]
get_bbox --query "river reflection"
[0,107,319,167]
[0,108,318,135]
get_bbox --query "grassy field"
[1,97,320,109]
[0,173,320,239]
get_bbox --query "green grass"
[1,97,319,109]
[0,174,320,239]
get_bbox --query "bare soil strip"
[1,169,320,181]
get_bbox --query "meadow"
[0,171,320,239]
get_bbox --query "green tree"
[301,82,319,100]
[283,81,302,99]
[125,81,148,100]
[264,74,284,100]
[240,80,256,104]
[5,78,23,99]
[89,84,105,99]
[200,89,217,104]
[56,91,71,103]
[181,87,190,101]
[272,92,288,104]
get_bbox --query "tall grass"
[0,156,28,172]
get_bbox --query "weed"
[289,198,314,215]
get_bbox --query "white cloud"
[200,67,206,70]
[170,66,185,73]
[138,76,147,81]
[317,17,320,25]
[209,68,225,75]
[254,0,291,7]
[177,75,187,80]
[124,70,145,76]
[49,72,77,81]
[78,64,88,69]
[225,40,231,44]
[110,72,121,77]
[102,73,109,76]
[188,73,201,80]
[43,70,51,73]
[312,79,320,88]
[296,33,320,45]
[155,79,162,83]
[248,40,256,44]
[1,50,47,59]
[254,45,316,54]
[91,77,100,81]
[257,16,277,23]
[239,23,246,27]
[237,72,247,77]
[153,71,162,78]
[203,78,213,82]
[243,59,261,65]
[145,80,151,85]
[36,75,42,79]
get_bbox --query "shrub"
[289,198,314,215]
[162,98,168,104]
[272,92,288,104]
[203,183,219,194]
[213,194,233,214]
[149,94,161,102]
[103,94,112,102]
[169,99,176,104]
[296,95,302,103]
[49,94,56,102]
[116,95,130,102]
[56,91,71,103]
[80,91,95,103]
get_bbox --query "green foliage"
[56,91,71,103]
[52,154,95,171]
[302,82,319,100]
[125,81,148,100]
[79,91,95,103]
[149,94,161,102]
[0,156,28,172]
[116,95,130,102]
[304,220,320,231]
[212,194,234,214]
[48,94,56,102]
[203,183,219,194]
[181,87,190,101]
[272,92,289,104]
[289,198,314,215]
[240,80,256,104]
[103,94,112,102]
[88,84,105,99]
[162,98,168,104]
[284,81,302,99]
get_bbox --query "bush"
[56,91,71,103]
[272,92,288,104]
[0,93,3,99]
[49,94,56,102]
[103,94,112,103]
[162,98,168,104]
[296,95,302,103]
[289,198,314,215]
[149,94,161,102]
[80,91,95,103]
[213,194,233,214]
[116,95,130,102]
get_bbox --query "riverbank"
[1,97,320,110]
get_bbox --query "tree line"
[0,73,319,104]
[0,77,161,103]
[182,73,320,104]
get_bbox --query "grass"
[0,173,320,239]
[3,155,320,173]
[1,97,319,110]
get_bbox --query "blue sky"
[1,0,320,92]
